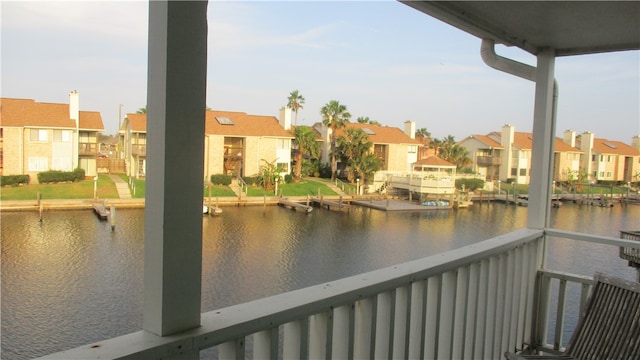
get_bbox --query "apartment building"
[0,91,104,182]
[120,109,294,180]
[566,131,640,183]
[459,124,583,184]
[313,120,421,174]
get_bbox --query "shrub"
[73,167,86,181]
[210,174,232,186]
[38,168,85,183]
[284,174,294,184]
[242,175,261,186]
[455,178,485,191]
[0,174,30,186]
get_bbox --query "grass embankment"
[1,175,339,200]
[246,177,338,197]
[0,175,119,200]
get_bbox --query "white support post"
[143,0,208,340]
[528,47,556,229]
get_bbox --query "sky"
[2,1,639,143]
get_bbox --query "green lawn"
[1,175,340,200]
[246,178,338,197]
[0,175,119,200]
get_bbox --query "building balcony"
[78,142,98,156]
[477,155,502,166]
[39,228,639,359]
[131,144,147,156]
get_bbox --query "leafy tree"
[258,158,283,192]
[136,106,147,114]
[336,128,380,184]
[287,90,305,126]
[292,126,320,182]
[415,128,431,139]
[320,100,351,180]
[356,116,380,126]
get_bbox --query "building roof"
[401,1,639,57]
[461,134,503,149]
[0,97,104,131]
[205,110,293,138]
[333,122,420,145]
[413,155,455,168]
[588,138,640,157]
[512,132,581,153]
[124,113,147,133]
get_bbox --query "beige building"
[568,131,640,183]
[204,110,294,178]
[459,124,582,184]
[0,92,104,182]
[313,120,421,174]
[120,109,294,179]
[120,113,147,178]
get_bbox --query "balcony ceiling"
[400,1,640,56]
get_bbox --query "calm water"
[2,202,638,359]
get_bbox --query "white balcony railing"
[39,228,640,359]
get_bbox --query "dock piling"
[110,205,116,231]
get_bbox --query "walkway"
[108,174,132,199]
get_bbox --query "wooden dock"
[278,199,313,213]
[92,202,110,220]
[311,197,350,211]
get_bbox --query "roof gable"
[591,138,640,156]
[413,155,455,168]
[205,110,293,138]
[334,122,420,145]
[1,97,104,131]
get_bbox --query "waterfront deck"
[353,198,451,211]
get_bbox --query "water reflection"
[1,203,638,359]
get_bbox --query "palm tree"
[292,126,320,182]
[287,90,305,126]
[336,128,375,183]
[136,105,147,114]
[415,128,431,139]
[320,100,351,180]
[356,116,370,124]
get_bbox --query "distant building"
[459,124,640,184]
[313,120,421,174]
[0,91,104,181]
[120,109,294,179]
[568,131,640,183]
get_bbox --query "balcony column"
[527,47,556,229]
[143,0,208,342]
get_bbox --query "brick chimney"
[278,106,293,131]
[404,120,416,139]
[69,90,79,128]
[563,129,576,147]
[632,135,640,151]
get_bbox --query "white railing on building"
[38,228,640,359]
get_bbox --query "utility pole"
[118,104,123,133]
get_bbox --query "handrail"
[38,227,640,359]
[237,176,248,196]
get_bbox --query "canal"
[2,202,638,359]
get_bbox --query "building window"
[607,155,613,162]
[600,155,605,162]
[408,145,417,154]
[277,162,289,173]
[600,171,605,177]
[592,171,597,178]
[606,171,612,177]
[592,155,597,161]
[52,158,72,171]
[53,130,72,142]
[511,168,517,176]
[519,168,527,176]
[28,157,48,171]
[30,129,48,142]
[277,139,289,150]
